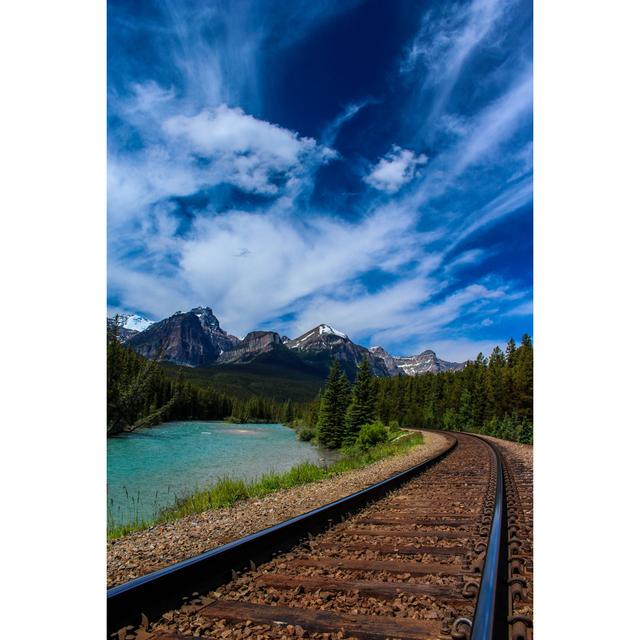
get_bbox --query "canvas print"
[107,1,533,638]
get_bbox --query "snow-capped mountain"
[107,313,154,342]
[287,324,349,349]
[370,346,464,375]
[121,313,154,332]
[288,324,391,377]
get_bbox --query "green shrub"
[355,421,389,450]
[297,425,316,442]
[388,420,401,434]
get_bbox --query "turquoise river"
[107,421,338,527]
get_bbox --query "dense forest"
[107,321,299,435]
[299,336,533,445]
[108,318,532,444]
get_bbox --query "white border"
[536,2,640,637]
[0,0,106,636]
[1,1,639,637]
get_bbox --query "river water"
[107,421,338,527]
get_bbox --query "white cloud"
[364,146,428,193]
[163,105,335,195]
[505,300,533,316]
[444,249,489,273]
[108,101,336,231]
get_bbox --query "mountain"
[217,331,283,364]
[107,313,154,342]
[109,308,465,380]
[369,346,464,375]
[288,324,391,378]
[368,346,402,377]
[125,307,239,366]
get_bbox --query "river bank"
[107,430,449,587]
[108,421,339,532]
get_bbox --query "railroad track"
[108,433,533,640]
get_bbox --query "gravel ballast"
[108,432,450,588]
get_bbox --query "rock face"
[125,307,239,367]
[288,324,391,377]
[368,346,403,377]
[218,331,283,364]
[390,349,464,375]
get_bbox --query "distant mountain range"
[108,306,464,379]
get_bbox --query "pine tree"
[317,361,347,448]
[506,337,517,367]
[337,371,351,435]
[344,358,376,444]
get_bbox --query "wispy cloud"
[369,282,516,347]
[403,0,519,135]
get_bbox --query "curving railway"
[108,432,533,640]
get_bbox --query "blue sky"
[107,0,532,361]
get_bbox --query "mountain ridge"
[108,307,464,377]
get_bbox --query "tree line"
[107,320,300,435]
[301,335,533,445]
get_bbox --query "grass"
[107,431,423,540]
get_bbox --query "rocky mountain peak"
[287,324,349,350]
[217,330,283,364]
[393,348,463,376]
[368,346,402,376]
[124,306,238,367]
[190,306,219,327]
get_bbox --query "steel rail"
[107,433,457,636]
[468,433,509,640]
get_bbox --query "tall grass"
[107,431,423,539]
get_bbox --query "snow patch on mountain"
[318,324,347,339]
[119,313,154,331]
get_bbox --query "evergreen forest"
[303,335,533,446]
